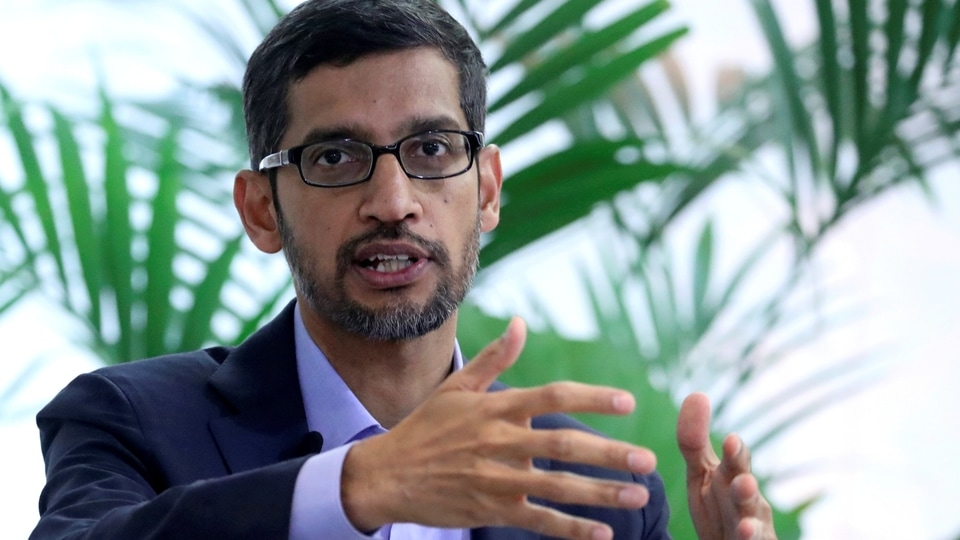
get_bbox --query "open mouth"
[358,254,420,273]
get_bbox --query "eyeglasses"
[258,129,484,188]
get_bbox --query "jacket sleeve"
[32,371,307,540]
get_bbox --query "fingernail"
[627,451,647,471]
[612,393,635,412]
[592,527,612,540]
[618,486,645,506]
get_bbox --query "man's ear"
[477,144,503,233]
[234,169,282,254]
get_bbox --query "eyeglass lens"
[299,131,472,186]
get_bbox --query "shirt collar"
[293,302,463,449]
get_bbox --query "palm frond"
[726,0,960,244]
[0,79,287,363]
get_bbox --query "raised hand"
[677,393,777,540]
[341,317,658,540]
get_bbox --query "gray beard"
[278,212,480,342]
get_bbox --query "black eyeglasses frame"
[257,129,485,188]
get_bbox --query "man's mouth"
[359,254,419,273]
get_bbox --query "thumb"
[677,392,719,482]
[444,316,526,393]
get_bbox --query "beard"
[278,211,480,342]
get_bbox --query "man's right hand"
[340,317,658,540]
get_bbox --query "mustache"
[336,224,451,271]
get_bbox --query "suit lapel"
[207,301,310,474]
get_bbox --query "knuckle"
[461,504,485,525]
[475,421,511,453]
[540,383,567,408]
[606,443,626,466]
[604,484,628,506]
[544,431,575,459]
[478,391,509,416]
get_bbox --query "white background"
[1,1,959,539]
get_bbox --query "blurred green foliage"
[4,0,960,536]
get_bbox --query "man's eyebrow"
[400,115,465,135]
[297,116,467,146]
[299,126,366,145]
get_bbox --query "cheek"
[435,191,474,231]
[287,192,342,234]
[282,201,344,260]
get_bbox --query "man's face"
[265,47,501,341]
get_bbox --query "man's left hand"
[677,392,777,540]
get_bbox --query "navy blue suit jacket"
[33,302,670,539]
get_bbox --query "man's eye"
[317,149,345,165]
[418,139,450,157]
[306,144,359,167]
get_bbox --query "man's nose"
[358,154,422,225]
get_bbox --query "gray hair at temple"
[242,0,488,173]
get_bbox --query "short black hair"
[242,0,487,171]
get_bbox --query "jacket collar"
[207,300,309,473]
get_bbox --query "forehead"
[283,47,466,145]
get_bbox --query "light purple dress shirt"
[288,304,469,540]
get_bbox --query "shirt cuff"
[289,442,387,540]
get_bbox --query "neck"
[298,301,458,429]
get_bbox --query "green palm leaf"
[0,78,288,364]
[143,122,183,356]
[6,2,959,536]
[482,139,691,267]
[99,89,138,359]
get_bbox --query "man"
[33,1,776,539]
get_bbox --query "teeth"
[365,254,415,273]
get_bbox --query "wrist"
[341,437,392,532]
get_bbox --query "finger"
[518,469,650,511]
[446,316,527,392]
[502,499,614,540]
[719,433,752,479]
[509,426,656,475]
[730,473,774,538]
[677,392,719,482]
[736,517,762,540]
[729,473,760,514]
[499,382,636,419]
